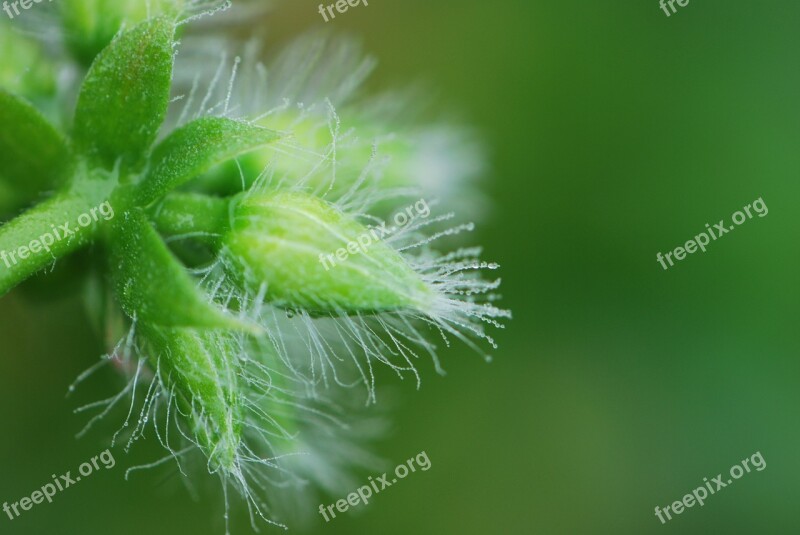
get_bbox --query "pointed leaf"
[110,208,255,332]
[137,117,282,205]
[72,17,175,170]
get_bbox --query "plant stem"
[149,192,231,245]
[0,166,116,297]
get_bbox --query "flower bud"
[202,109,484,218]
[143,325,243,471]
[260,112,482,204]
[221,191,435,314]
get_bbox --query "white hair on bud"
[69,310,388,531]
[165,29,487,214]
[204,178,510,405]
[57,6,504,531]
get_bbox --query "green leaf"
[137,117,282,205]
[0,90,69,200]
[72,17,175,171]
[109,208,256,332]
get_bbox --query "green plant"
[0,1,508,529]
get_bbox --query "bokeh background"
[2,0,799,533]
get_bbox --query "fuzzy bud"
[221,191,435,314]
[143,325,243,471]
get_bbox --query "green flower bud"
[247,112,413,196]
[176,35,485,213]
[143,325,243,471]
[195,107,484,217]
[221,191,435,314]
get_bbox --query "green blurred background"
[2,0,799,533]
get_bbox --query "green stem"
[0,165,116,297]
[149,192,231,245]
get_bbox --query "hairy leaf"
[72,17,175,171]
[137,117,281,205]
